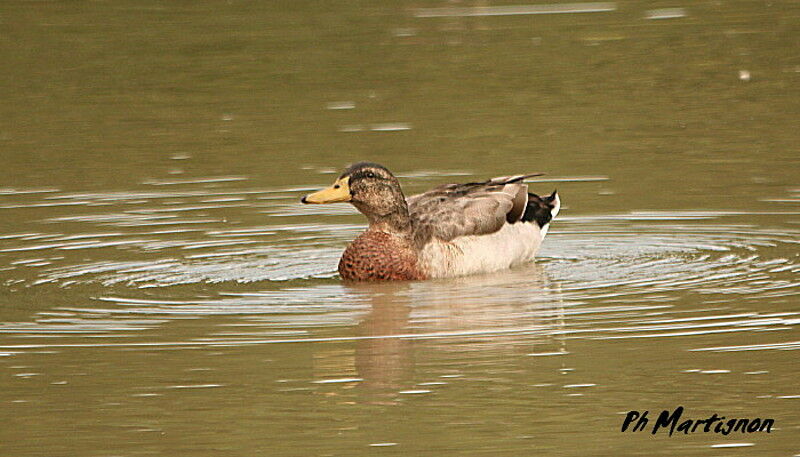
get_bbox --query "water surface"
[1,1,799,455]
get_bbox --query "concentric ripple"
[0,178,797,354]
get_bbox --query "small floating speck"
[166,384,224,389]
[414,3,617,17]
[142,176,247,186]
[559,368,575,372]
[392,27,417,37]
[417,382,447,386]
[221,114,234,121]
[10,258,48,266]
[50,381,67,385]
[0,187,60,195]
[564,383,596,388]
[369,443,398,447]
[313,377,363,384]
[580,34,625,45]
[440,374,462,378]
[532,383,553,387]
[201,197,246,203]
[691,341,800,352]
[566,393,584,397]
[645,8,686,19]
[710,443,754,448]
[683,369,701,373]
[700,370,731,374]
[338,124,365,132]
[326,101,355,110]
[132,393,163,397]
[744,370,769,375]
[776,395,800,399]
[527,351,570,356]
[739,70,751,81]
[14,373,41,377]
[398,389,431,394]
[370,123,412,132]
[170,153,192,160]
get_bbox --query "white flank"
[421,222,546,278]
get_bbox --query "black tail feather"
[522,191,559,228]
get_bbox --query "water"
[1,1,799,455]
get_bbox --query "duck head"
[301,162,410,230]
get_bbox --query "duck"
[301,162,560,281]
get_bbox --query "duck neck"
[350,177,414,239]
[354,199,413,238]
[368,209,412,237]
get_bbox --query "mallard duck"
[301,162,560,281]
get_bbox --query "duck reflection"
[351,282,415,398]
[341,263,567,401]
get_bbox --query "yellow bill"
[301,176,351,204]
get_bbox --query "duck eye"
[333,184,340,189]
[365,172,375,179]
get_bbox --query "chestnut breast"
[338,231,425,281]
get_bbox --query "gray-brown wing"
[408,173,541,245]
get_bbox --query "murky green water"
[1,1,799,455]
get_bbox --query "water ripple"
[0,180,797,355]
